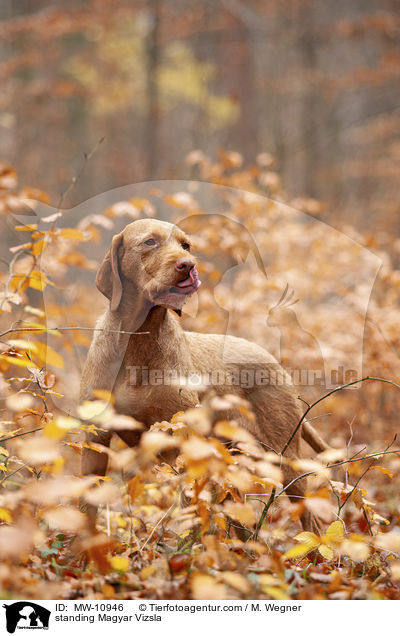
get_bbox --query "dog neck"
[124,305,191,375]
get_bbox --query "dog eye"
[182,242,191,251]
[143,238,156,246]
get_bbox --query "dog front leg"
[81,430,112,529]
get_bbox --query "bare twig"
[57,137,105,212]
[140,502,176,553]
[338,435,397,514]
[276,448,400,499]
[0,324,150,339]
[367,317,400,360]
[0,427,43,444]
[252,488,276,540]
[281,376,400,456]
[345,416,356,489]
[0,250,34,312]
[0,461,29,485]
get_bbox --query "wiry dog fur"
[80,218,327,530]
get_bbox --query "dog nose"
[175,258,195,274]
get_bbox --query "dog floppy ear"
[96,232,124,312]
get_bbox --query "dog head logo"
[3,602,50,633]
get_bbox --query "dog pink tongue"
[177,266,200,288]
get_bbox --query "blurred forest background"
[1,0,400,248]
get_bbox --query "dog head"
[96,218,201,312]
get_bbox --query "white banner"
[0,599,388,636]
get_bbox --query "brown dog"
[80,218,327,530]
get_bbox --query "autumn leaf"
[109,556,129,572]
[223,502,256,526]
[43,507,87,532]
[370,466,393,478]
[191,574,227,600]
[284,521,345,561]
[56,228,86,241]
[127,474,144,500]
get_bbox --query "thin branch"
[276,448,400,499]
[366,317,400,360]
[252,488,276,541]
[345,416,356,489]
[0,461,29,485]
[281,376,400,456]
[139,502,176,553]
[0,325,150,339]
[57,137,105,212]
[0,250,34,312]
[338,435,397,514]
[0,427,43,444]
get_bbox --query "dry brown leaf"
[43,506,87,532]
[191,573,227,600]
[84,482,121,506]
[223,501,256,525]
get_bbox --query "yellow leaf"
[9,274,29,292]
[283,543,314,560]
[115,515,127,529]
[16,224,37,231]
[187,459,209,479]
[319,545,334,559]
[0,353,37,368]
[6,339,38,352]
[263,586,289,600]
[295,531,320,546]
[44,416,80,440]
[93,389,115,405]
[370,466,393,478]
[34,342,64,368]
[258,574,280,586]
[140,565,157,580]
[170,410,185,424]
[324,520,345,544]
[109,556,129,572]
[32,239,47,256]
[0,508,12,523]
[57,228,86,241]
[44,420,65,440]
[28,271,50,291]
[129,197,152,209]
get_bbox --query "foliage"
[0,153,399,600]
